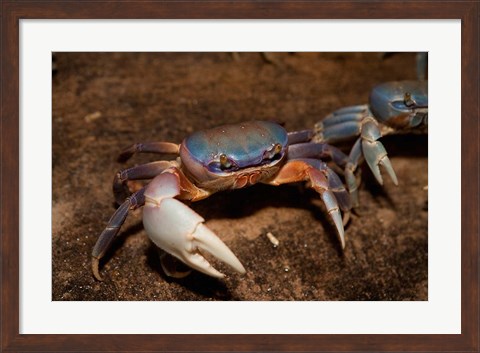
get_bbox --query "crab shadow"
[145,245,236,300]
[381,134,427,157]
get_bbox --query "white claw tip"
[331,211,345,250]
[236,265,247,275]
[194,223,246,275]
[373,168,384,185]
[379,156,398,186]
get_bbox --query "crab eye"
[263,143,283,160]
[403,92,417,107]
[274,143,282,154]
[219,153,233,170]
[207,154,237,173]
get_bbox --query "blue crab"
[313,80,428,207]
[92,121,352,280]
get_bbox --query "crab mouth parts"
[208,154,285,176]
[232,168,277,188]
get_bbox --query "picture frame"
[2,1,478,352]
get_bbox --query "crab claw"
[143,172,245,278]
[361,120,398,186]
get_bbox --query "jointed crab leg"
[287,129,314,145]
[288,142,349,171]
[360,118,398,186]
[315,105,368,143]
[143,169,246,278]
[267,160,345,248]
[117,141,179,163]
[316,106,397,185]
[344,139,363,207]
[314,106,398,206]
[320,105,367,128]
[288,142,361,211]
[292,158,351,213]
[113,160,175,204]
[92,188,146,280]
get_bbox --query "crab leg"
[267,160,345,248]
[143,169,245,278]
[315,107,398,193]
[113,160,175,204]
[287,142,349,171]
[287,129,314,145]
[344,139,363,207]
[314,105,368,143]
[290,157,351,213]
[288,142,363,208]
[92,188,145,280]
[322,105,368,125]
[360,118,398,186]
[117,141,179,163]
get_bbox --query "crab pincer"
[143,171,246,278]
[360,118,398,186]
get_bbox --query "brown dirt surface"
[52,52,427,301]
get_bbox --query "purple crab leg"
[309,169,346,248]
[314,105,398,197]
[345,139,363,208]
[92,188,146,280]
[287,142,349,169]
[113,160,174,204]
[117,141,179,163]
[321,110,368,128]
[287,129,314,145]
[295,139,363,209]
[292,157,351,212]
[326,104,369,116]
[287,142,355,210]
[314,105,369,143]
[320,122,362,144]
[267,160,346,248]
[321,105,369,127]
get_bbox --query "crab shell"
[178,121,289,190]
[370,80,428,130]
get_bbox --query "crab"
[91,120,354,280]
[313,80,428,207]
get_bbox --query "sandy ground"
[52,52,427,301]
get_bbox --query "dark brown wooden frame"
[1,1,478,352]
